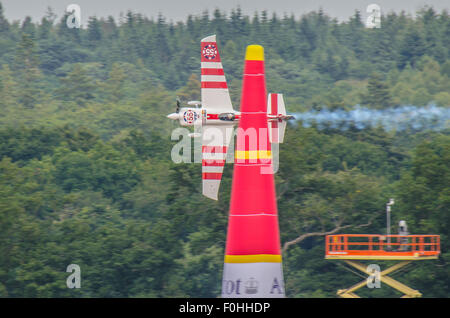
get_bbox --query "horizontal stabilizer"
[268,93,287,143]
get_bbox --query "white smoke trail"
[292,104,450,131]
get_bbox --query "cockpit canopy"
[218,113,236,121]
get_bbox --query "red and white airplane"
[167,35,293,200]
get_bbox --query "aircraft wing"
[201,35,233,112]
[202,124,234,200]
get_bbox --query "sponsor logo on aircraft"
[183,110,198,124]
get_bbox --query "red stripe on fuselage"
[207,114,219,120]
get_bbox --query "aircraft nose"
[167,113,179,120]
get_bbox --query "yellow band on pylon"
[245,45,264,61]
[225,254,282,263]
[235,150,272,160]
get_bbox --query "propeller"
[176,97,181,114]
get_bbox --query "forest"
[0,2,449,297]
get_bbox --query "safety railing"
[325,234,440,258]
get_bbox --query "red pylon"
[221,45,285,298]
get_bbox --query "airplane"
[167,35,293,200]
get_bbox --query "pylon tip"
[245,45,264,61]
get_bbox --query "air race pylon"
[221,45,285,298]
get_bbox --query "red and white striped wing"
[201,35,233,112]
[202,124,234,200]
[268,93,287,144]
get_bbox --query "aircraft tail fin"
[201,35,233,112]
[268,93,287,144]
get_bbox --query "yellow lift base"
[335,260,424,298]
[325,234,440,298]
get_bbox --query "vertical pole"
[386,199,394,250]
[387,204,391,247]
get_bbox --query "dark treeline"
[0,2,449,297]
[1,3,449,112]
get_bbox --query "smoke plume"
[292,105,450,131]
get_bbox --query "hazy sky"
[1,0,448,25]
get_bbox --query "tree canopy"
[0,3,449,297]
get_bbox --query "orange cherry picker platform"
[325,234,440,298]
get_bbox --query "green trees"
[14,34,42,109]
[38,7,56,40]
[398,28,426,69]
[0,107,447,298]
[58,64,97,106]
[0,3,448,298]
[362,72,393,108]
[1,4,448,99]
[0,3,448,110]
[177,74,201,102]
[87,16,102,46]
[0,64,17,108]
[396,136,450,233]
[0,2,8,33]
[103,63,127,102]
[392,136,450,297]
